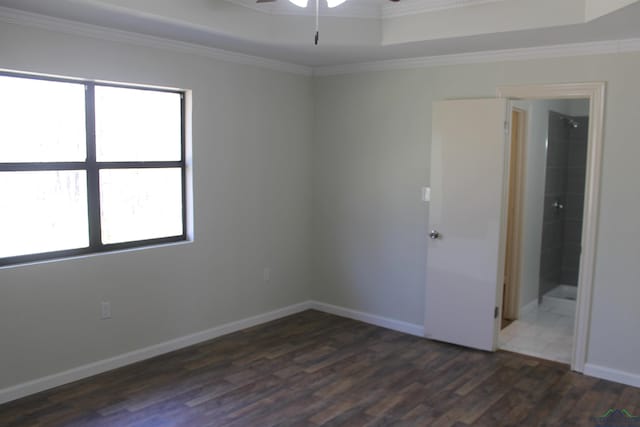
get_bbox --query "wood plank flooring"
[1,310,638,426]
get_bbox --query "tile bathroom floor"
[499,301,575,364]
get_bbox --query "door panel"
[425,99,508,351]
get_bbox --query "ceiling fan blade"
[256,0,277,3]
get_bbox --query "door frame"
[497,82,606,372]
[502,107,527,321]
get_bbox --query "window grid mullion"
[96,161,184,169]
[181,93,188,239]
[85,83,103,249]
[0,162,88,171]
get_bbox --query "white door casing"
[497,82,606,372]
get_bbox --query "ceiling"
[0,0,639,67]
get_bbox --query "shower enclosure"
[538,111,589,315]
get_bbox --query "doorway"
[498,82,605,372]
[499,100,590,365]
[423,83,604,373]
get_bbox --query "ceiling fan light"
[326,0,346,7]
[288,0,309,7]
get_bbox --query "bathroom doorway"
[422,83,604,371]
[499,98,590,364]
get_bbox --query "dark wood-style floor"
[1,310,638,426]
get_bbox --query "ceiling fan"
[256,0,400,45]
[257,0,400,5]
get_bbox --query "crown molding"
[382,0,506,19]
[2,5,640,78]
[618,38,640,52]
[0,6,313,76]
[313,38,640,76]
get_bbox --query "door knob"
[429,230,442,240]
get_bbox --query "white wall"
[586,0,640,20]
[312,52,640,379]
[569,99,591,116]
[384,0,584,45]
[0,22,312,390]
[513,99,558,309]
[312,69,431,326]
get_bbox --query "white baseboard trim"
[7,299,637,405]
[309,301,424,337]
[584,364,640,388]
[0,301,313,405]
[0,300,423,405]
[519,299,538,317]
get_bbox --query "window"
[0,71,187,266]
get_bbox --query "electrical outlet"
[263,267,271,282]
[101,301,112,320]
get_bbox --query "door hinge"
[494,306,499,319]
[504,120,509,134]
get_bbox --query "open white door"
[425,99,509,352]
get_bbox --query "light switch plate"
[101,301,112,320]
[422,187,431,202]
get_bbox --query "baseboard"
[1,300,424,405]
[520,299,538,316]
[309,301,424,337]
[584,364,640,388]
[0,301,313,405]
[7,299,636,405]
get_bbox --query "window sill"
[0,238,193,270]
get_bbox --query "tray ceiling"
[0,0,639,67]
